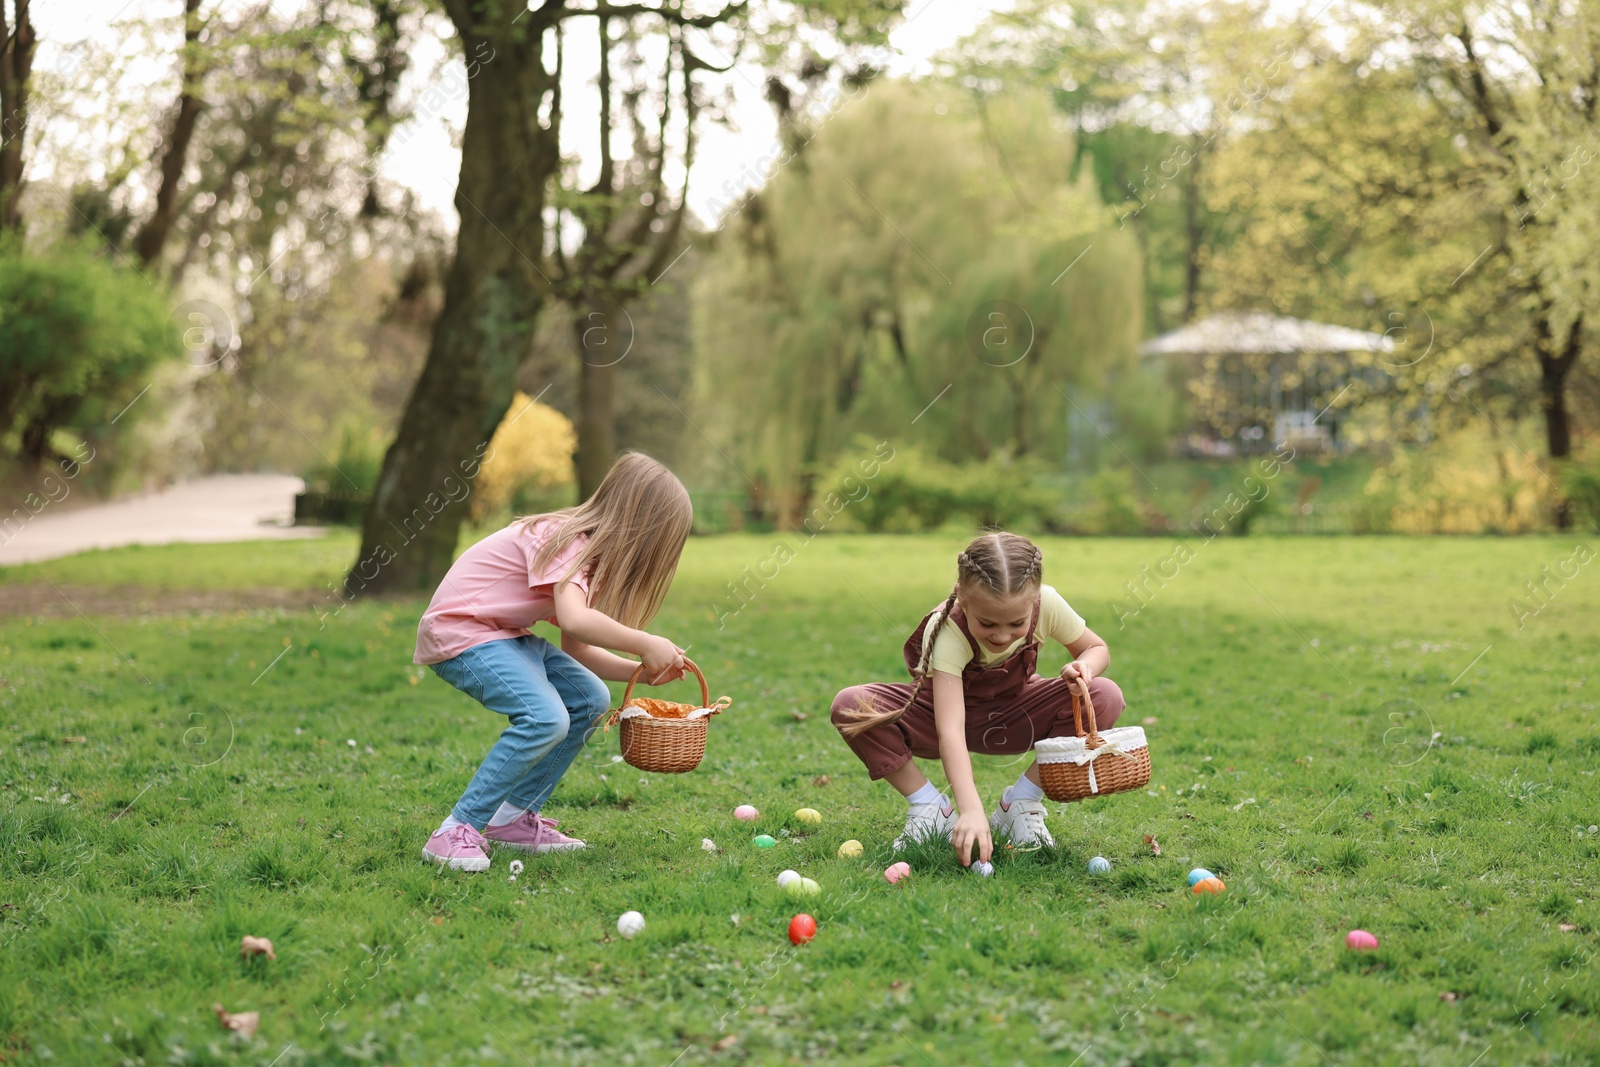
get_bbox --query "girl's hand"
[951,808,993,866]
[640,635,685,678]
[1060,660,1095,685]
[643,662,687,685]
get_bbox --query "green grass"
[3,532,1599,1065]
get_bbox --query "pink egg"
[1345,929,1378,951]
[734,805,759,822]
[884,862,911,884]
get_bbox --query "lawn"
[3,531,1598,1066]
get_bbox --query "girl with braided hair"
[830,532,1124,863]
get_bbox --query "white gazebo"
[1139,311,1394,455]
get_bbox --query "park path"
[0,473,325,567]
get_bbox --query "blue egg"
[1187,868,1215,886]
[1088,856,1112,874]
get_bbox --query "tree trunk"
[1535,310,1580,528]
[133,0,205,266]
[1182,135,1202,324]
[347,8,557,596]
[0,0,37,233]
[574,294,623,497]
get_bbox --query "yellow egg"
[837,839,863,859]
[795,808,822,825]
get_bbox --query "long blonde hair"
[522,452,693,629]
[838,532,1043,739]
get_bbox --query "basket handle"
[1068,675,1104,750]
[621,656,710,709]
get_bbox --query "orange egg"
[1192,877,1227,895]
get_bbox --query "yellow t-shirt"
[922,584,1086,676]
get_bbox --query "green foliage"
[2,534,1599,1063]
[821,443,1056,532]
[0,240,172,462]
[301,422,389,496]
[1560,451,1600,531]
[692,79,1142,522]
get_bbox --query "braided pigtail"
[837,582,960,739]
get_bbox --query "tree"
[132,0,207,266]
[0,0,35,232]
[351,0,905,594]
[955,0,1273,333]
[546,12,708,497]
[691,79,1141,523]
[1200,2,1599,522]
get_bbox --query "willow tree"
[692,79,1141,523]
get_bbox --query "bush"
[0,239,173,464]
[817,443,1055,533]
[469,393,576,522]
[1561,452,1600,531]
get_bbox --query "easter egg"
[786,877,821,897]
[753,834,777,848]
[795,808,822,825]
[837,839,864,859]
[1088,856,1112,875]
[617,911,645,939]
[788,913,817,945]
[1192,877,1226,895]
[884,861,911,884]
[776,869,800,888]
[734,805,759,822]
[970,860,994,877]
[1187,868,1216,887]
[1345,929,1379,951]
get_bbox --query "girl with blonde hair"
[415,452,693,870]
[831,532,1125,863]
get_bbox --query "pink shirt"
[413,520,591,665]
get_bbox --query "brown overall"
[830,596,1125,780]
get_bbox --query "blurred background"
[3,0,1598,585]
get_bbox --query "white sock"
[487,802,528,827]
[437,813,468,834]
[905,781,943,808]
[1003,774,1045,807]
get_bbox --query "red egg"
[1192,877,1227,895]
[788,913,817,945]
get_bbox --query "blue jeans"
[431,635,612,829]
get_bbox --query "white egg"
[617,910,646,939]
[776,869,801,888]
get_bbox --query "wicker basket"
[1036,676,1152,802]
[605,659,730,774]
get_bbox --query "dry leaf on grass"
[1440,992,1460,1002]
[1559,923,1579,933]
[812,775,831,787]
[1141,716,1159,725]
[213,1004,259,1038]
[240,936,276,961]
[1143,834,1162,856]
[62,736,87,744]
[710,1034,739,1052]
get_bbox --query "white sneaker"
[894,798,956,852]
[990,796,1055,850]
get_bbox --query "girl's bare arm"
[1062,625,1110,681]
[559,634,657,684]
[933,669,992,864]
[552,582,682,674]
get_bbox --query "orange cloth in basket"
[624,697,701,719]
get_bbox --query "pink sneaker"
[422,824,492,871]
[482,813,587,854]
